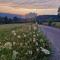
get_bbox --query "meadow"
[0,23,51,60]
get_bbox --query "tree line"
[0,16,25,24]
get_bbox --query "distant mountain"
[0,13,25,19]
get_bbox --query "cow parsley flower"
[33,38,36,43]
[13,32,16,36]
[40,47,50,55]
[13,42,16,46]
[12,50,18,60]
[4,42,12,49]
[20,43,23,46]
[28,50,33,55]
[36,48,39,52]
[17,35,21,39]
[33,35,36,37]
[35,42,38,46]
[24,34,26,37]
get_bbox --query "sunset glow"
[0,0,60,15]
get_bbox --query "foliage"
[0,24,51,60]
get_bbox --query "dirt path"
[39,25,60,60]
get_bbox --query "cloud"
[0,0,60,9]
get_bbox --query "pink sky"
[0,0,60,15]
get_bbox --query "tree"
[4,16,9,24]
[48,18,53,26]
[58,7,60,16]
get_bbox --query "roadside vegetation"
[0,23,51,60]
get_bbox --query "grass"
[53,22,60,28]
[0,23,51,60]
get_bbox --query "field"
[54,22,60,28]
[0,23,51,60]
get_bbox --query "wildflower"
[17,35,21,39]
[40,47,50,55]
[13,32,16,36]
[40,39,44,43]
[4,42,12,49]
[25,52,28,55]
[23,34,26,37]
[13,42,16,46]
[36,48,39,52]
[33,38,36,43]
[0,42,1,44]
[33,35,36,37]
[12,50,18,60]
[11,30,15,33]
[37,34,39,36]
[33,31,35,34]
[35,42,38,46]
[25,42,28,46]
[28,50,33,55]
[20,43,23,46]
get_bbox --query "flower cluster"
[0,24,51,60]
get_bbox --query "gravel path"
[39,25,60,60]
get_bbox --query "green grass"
[0,23,51,60]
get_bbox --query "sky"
[0,0,60,15]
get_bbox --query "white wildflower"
[25,42,28,46]
[0,42,1,44]
[24,34,26,37]
[33,35,36,37]
[13,42,16,46]
[12,50,18,60]
[37,34,39,36]
[11,30,15,33]
[33,31,35,34]
[36,48,39,52]
[4,42,12,49]
[20,43,23,46]
[13,32,16,36]
[25,52,28,55]
[28,50,33,55]
[35,42,38,46]
[40,39,44,42]
[40,47,50,55]
[17,35,21,39]
[33,38,36,43]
